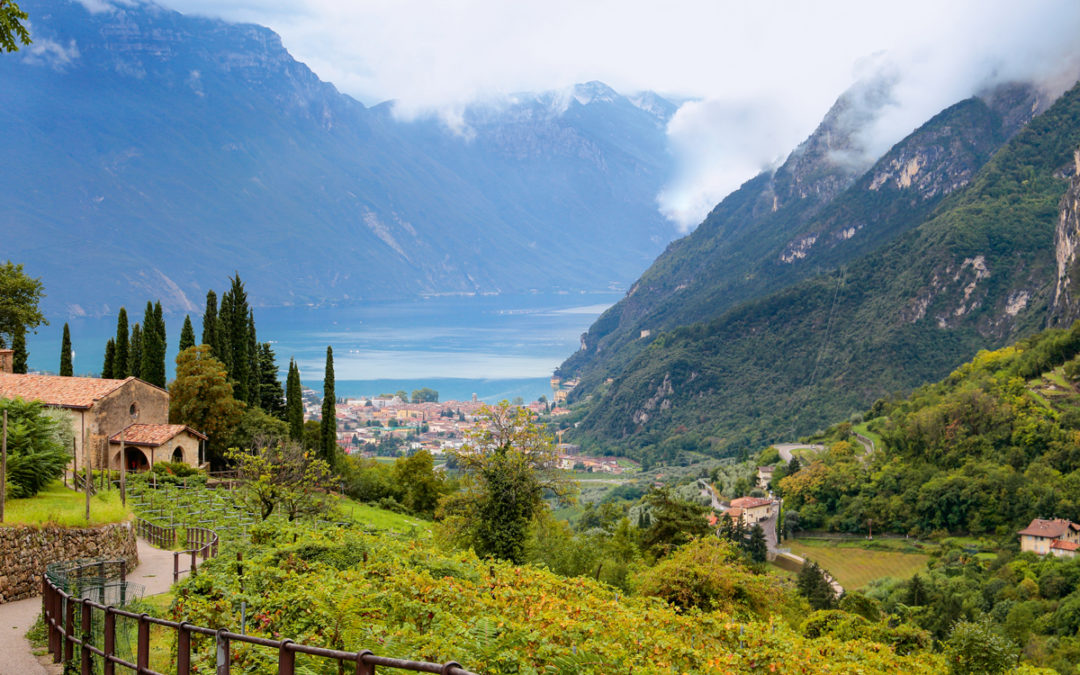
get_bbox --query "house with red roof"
[1017,518,1080,558]
[729,496,774,526]
[0,350,206,473]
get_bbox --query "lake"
[24,292,620,404]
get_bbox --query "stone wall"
[0,521,138,603]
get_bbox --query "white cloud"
[154,0,1080,229]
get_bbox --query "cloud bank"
[142,0,1080,230]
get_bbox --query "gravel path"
[0,538,176,675]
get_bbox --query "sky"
[149,0,1080,230]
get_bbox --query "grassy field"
[786,538,932,590]
[332,496,431,533]
[2,481,130,527]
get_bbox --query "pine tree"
[179,315,196,352]
[102,338,116,379]
[202,290,219,356]
[129,323,142,378]
[59,323,73,376]
[114,307,129,379]
[258,342,285,417]
[286,358,303,440]
[11,326,27,373]
[745,523,768,563]
[320,346,337,464]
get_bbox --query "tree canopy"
[0,1,30,53]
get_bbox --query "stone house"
[756,465,775,490]
[729,496,774,526]
[0,350,205,472]
[1017,518,1080,558]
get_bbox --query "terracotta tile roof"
[0,372,131,409]
[726,507,744,520]
[1017,518,1079,539]
[1052,540,1080,552]
[108,424,207,447]
[730,497,774,509]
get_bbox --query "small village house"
[0,349,206,472]
[1018,518,1080,558]
[756,465,774,490]
[729,496,774,526]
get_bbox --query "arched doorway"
[172,446,184,463]
[125,446,150,472]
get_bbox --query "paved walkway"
[0,538,176,675]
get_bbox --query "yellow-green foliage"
[171,526,945,674]
[2,480,129,527]
[631,538,792,618]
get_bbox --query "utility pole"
[1,410,7,524]
[120,427,126,507]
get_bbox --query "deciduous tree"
[0,1,31,52]
[169,345,243,468]
[0,261,45,349]
[227,438,331,521]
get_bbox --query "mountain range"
[559,72,1080,464]
[2,0,680,316]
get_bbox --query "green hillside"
[565,79,1080,464]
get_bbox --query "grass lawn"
[851,422,883,450]
[787,539,931,590]
[2,480,130,527]
[332,496,430,533]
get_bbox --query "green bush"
[1,397,70,498]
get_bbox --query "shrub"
[1,397,69,498]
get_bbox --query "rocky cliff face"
[1052,148,1080,323]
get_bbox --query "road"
[772,443,825,463]
[697,478,724,510]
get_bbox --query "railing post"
[177,622,192,675]
[137,613,150,673]
[80,601,92,675]
[355,649,375,675]
[63,592,74,662]
[216,629,230,675]
[191,549,198,577]
[278,639,295,675]
[103,607,116,675]
[174,553,179,584]
[120,560,127,607]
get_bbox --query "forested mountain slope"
[2,0,678,314]
[559,81,1046,386]
[566,79,1080,465]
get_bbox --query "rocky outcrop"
[0,522,138,603]
[1052,148,1080,324]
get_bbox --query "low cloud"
[22,35,81,70]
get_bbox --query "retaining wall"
[0,521,138,603]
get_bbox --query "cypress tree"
[202,290,219,355]
[320,346,337,464]
[246,310,260,407]
[258,342,286,418]
[60,323,73,376]
[179,315,195,352]
[217,289,234,373]
[114,307,129,378]
[102,338,115,379]
[11,326,26,373]
[140,301,166,387]
[226,275,250,401]
[129,323,142,378]
[286,358,303,440]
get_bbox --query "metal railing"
[40,566,479,675]
[172,526,218,583]
[135,517,177,548]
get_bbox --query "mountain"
[1,0,679,316]
[560,77,1080,465]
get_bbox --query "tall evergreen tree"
[59,323,73,376]
[745,523,768,563]
[11,326,26,373]
[202,290,219,355]
[320,346,337,464]
[258,342,286,418]
[286,358,303,440]
[129,323,142,378]
[140,301,167,387]
[179,315,196,352]
[246,310,260,407]
[102,338,116,379]
[114,307,129,378]
[218,274,250,400]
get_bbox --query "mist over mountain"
[2,0,679,316]
[560,72,1080,463]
